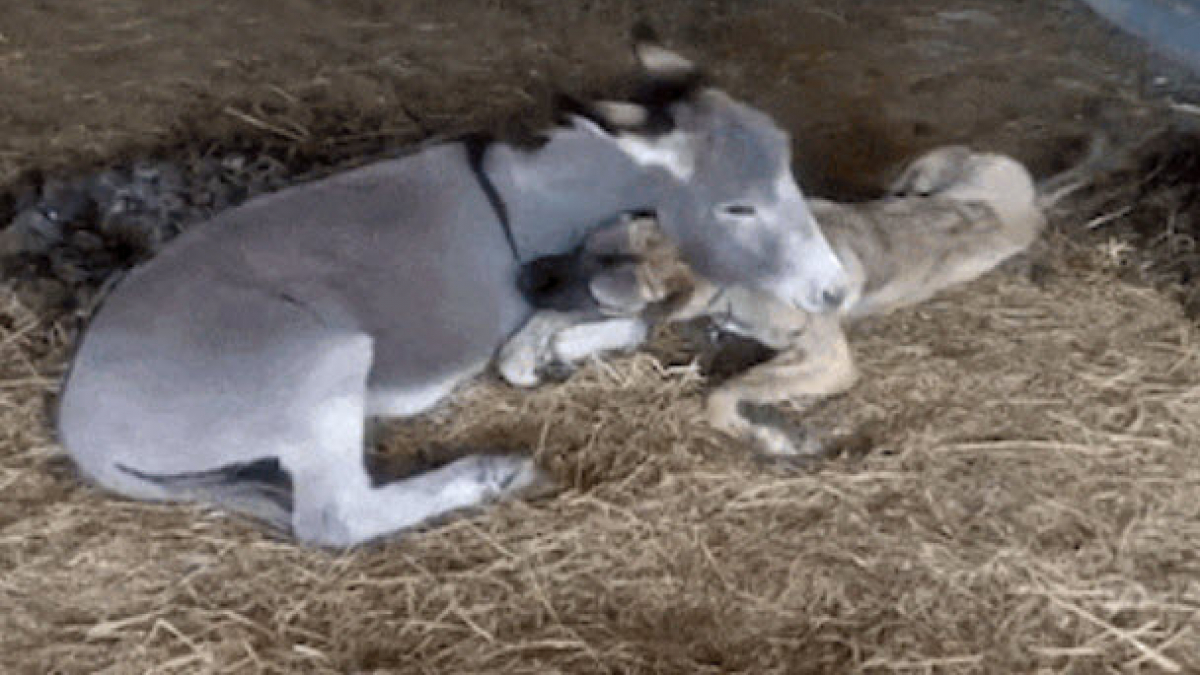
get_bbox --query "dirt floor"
[3,0,1200,672]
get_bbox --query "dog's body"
[501,146,1061,455]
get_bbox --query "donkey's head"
[586,43,849,314]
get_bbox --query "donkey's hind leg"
[284,334,546,546]
[291,447,547,547]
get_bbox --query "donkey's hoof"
[498,349,543,388]
[538,359,578,383]
[473,455,554,498]
[497,333,555,387]
[754,426,818,457]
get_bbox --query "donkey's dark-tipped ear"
[555,94,651,134]
[634,43,697,81]
[631,22,697,80]
[627,23,704,110]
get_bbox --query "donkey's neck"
[483,121,663,262]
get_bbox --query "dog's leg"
[705,316,857,457]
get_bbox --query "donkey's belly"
[359,263,533,417]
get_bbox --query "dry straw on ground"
[3,208,1199,672]
[4,0,1200,672]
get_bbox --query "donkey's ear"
[612,129,696,181]
[630,23,695,79]
[590,101,651,130]
[559,96,653,135]
[634,43,697,81]
[628,24,704,108]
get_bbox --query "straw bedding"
[3,0,1200,672]
[3,214,1199,672]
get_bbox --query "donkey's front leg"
[705,316,857,457]
[498,309,650,388]
[498,310,594,388]
[549,316,649,363]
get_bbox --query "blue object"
[1080,0,1200,73]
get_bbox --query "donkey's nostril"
[822,288,847,310]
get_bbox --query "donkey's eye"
[718,203,757,218]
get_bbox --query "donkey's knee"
[287,442,373,546]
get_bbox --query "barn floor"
[3,1,1200,673]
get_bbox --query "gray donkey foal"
[56,45,849,546]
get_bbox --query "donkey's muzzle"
[821,287,847,312]
[801,282,849,315]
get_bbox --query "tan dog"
[501,144,1089,456]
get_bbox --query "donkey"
[502,142,1100,455]
[55,42,849,546]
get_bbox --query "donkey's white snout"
[786,240,850,315]
[795,279,849,315]
[771,271,849,315]
[771,192,850,315]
